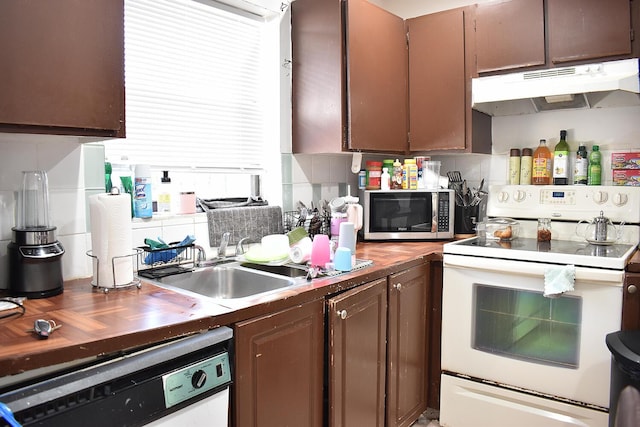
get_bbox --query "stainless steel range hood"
[472,58,640,116]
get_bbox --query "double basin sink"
[142,260,310,306]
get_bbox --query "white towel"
[544,265,576,298]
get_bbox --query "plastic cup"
[334,247,352,271]
[423,161,441,189]
[310,234,331,268]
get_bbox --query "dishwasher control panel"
[161,351,231,408]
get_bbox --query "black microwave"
[361,189,454,240]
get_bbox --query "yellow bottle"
[532,139,552,185]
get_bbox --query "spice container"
[366,161,382,190]
[519,148,533,185]
[537,218,552,242]
[509,148,521,185]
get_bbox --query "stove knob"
[593,190,608,204]
[498,191,509,203]
[513,190,526,202]
[613,192,628,206]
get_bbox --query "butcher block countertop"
[0,241,445,378]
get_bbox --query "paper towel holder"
[86,248,143,293]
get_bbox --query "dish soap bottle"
[553,130,569,185]
[158,170,172,213]
[532,139,552,185]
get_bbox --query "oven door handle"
[444,254,624,286]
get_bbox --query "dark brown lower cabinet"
[327,278,388,427]
[234,298,324,427]
[622,272,640,331]
[387,263,430,427]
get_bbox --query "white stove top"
[444,236,636,270]
[449,185,640,270]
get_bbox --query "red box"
[611,152,640,169]
[613,169,640,186]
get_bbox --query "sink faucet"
[236,237,250,256]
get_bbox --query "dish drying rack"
[137,242,204,280]
[283,210,330,238]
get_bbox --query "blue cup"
[334,247,352,272]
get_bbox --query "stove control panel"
[488,185,640,223]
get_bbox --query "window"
[104,0,282,174]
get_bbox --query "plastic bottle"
[403,159,418,190]
[381,167,391,191]
[358,169,366,190]
[553,130,570,185]
[588,145,602,185]
[519,148,533,185]
[573,144,588,185]
[532,139,552,185]
[134,164,153,218]
[158,170,172,213]
[104,162,112,193]
[391,159,403,189]
[509,148,521,185]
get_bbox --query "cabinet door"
[387,263,429,427]
[0,0,125,137]
[622,273,640,331]
[345,0,408,152]
[475,0,545,73]
[234,299,324,427]
[328,278,388,427]
[548,0,632,64]
[408,8,491,154]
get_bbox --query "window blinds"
[105,0,268,171]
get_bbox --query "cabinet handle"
[394,283,402,291]
[337,310,347,320]
[628,285,638,294]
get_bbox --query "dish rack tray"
[137,242,203,280]
[283,211,330,238]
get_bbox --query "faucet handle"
[236,237,250,256]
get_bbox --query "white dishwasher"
[0,327,232,427]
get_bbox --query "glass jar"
[537,218,552,242]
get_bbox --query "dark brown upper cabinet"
[547,0,632,64]
[407,7,492,153]
[474,0,634,74]
[475,0,545,73]
[0,0,125,138]
[291,0,407,154]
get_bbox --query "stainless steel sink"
[144,261,308,303]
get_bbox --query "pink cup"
[310,234,331,268]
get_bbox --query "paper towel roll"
[89,193,133,288]
[290,236,312,264]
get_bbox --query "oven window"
[369,192,432,232]
[473,284,582,368]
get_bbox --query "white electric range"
[440,185,640,427]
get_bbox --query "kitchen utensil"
[576,211,624,245]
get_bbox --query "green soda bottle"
[588,145,601,186]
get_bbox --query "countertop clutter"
[0,241,444,377]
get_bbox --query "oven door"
[442,253,623,409]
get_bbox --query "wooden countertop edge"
[0,242,445,377]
